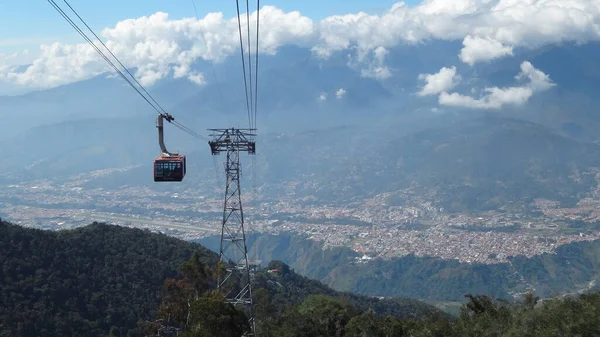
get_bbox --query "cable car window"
[154,155,186,182]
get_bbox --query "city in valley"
[3,167,600,265]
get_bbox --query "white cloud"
[0,50,30,66]
[439,86,534,109]
[516,60,556,92]
[0,7,315,89]
[355,46,392,80]
[417,66,461,96]
[313,0,600,66]
[335,88,346,99]
[318,92,327,101]
[1,0,600,89]
[361,66,392,80]
[459,35,514,65]
[438,61,555,109]
[0,50,32,83]
[188,71,205,85]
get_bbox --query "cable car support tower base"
[208,127,256,336]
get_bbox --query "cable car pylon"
[208,127,256,336]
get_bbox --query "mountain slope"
[299,116,600,212]
[0,221,444,337]
[253,261,447,321]
[203,232,600,302]
[0,221,216,337]
[338,237,600,301]
[4,43,600,214]
[4,113,599,214]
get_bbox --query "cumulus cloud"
[516,60,556,92]
[318,92,327,101]
[0,7,315,89]
[439,87,533,109]
[335,88,346,99]
[438,61,555,109]
[459,35,514,65]
[417,66,461,96]
[188,71,205,85]
[0,50,32,81]
[0,50,30,66]
[352,46,392,80]
[1,0,600,89]
[315,0,600,57]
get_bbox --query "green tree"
[262,306,326,337]
[345,312,385,337]
[180,251,213,299]
[381,316,407,336]
[158,251,217,329]
[458,294,512,337]
[158,278,193,327]
[298,295,357,337]
[180,291,250,337]
[522,291,540,310]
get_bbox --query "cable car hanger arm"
[157,113,176,156]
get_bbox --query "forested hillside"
[0,221,442,336]
[0,221,215,336]
[253,290,600,336]
[154,255,600,337]
[200,233,600,302]
[3,220,600,336]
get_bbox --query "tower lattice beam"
[208,127,256,336]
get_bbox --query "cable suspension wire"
[252,1,260,262]
[172,120,210,141]
[191,0,228,112]
[253,0,260,130]
[245,0,254,130]
[61,0,171,118]
[47,0,162,115]
[48,0,209,141]
[235,0,253,129]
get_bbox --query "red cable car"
[154,154,186,182]
[154,113,187,182]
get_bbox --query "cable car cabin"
[154,154,186,182]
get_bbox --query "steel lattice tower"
[208,128,256,336]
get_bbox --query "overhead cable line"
[191,0,227,112]
[235,0,253,129]
[47,0,209,142]
[171,120,209,140]
[245,0,254,130]
[253,0,260,130]
[46,0,160,115]
[60,0,170,117]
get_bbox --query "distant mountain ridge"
[308,116,600,212]
[3,41,600,214]
[200,232,600,302]
[3,113,600,214]
[5,41,600,137]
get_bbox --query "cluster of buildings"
[3,170,600,265]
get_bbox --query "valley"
[3,1,600,335]
[4,157,600,266]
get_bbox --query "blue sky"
[0,0,421,54]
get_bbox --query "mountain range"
[0,221,443,336]
[199,232,600,302]
[3,40,600,212]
